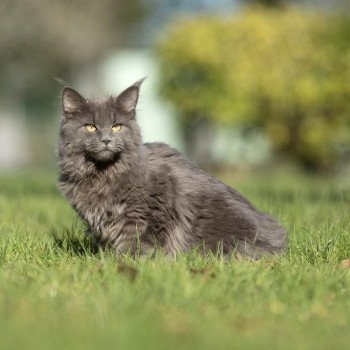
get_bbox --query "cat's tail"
[238,212,287,258]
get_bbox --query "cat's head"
[60,79,144,165]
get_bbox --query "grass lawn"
[0,168,349,350]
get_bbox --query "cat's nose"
[101,137,111,145]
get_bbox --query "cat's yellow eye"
[112,124,122,132]
[86,124,97,132]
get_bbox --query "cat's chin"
[90,150,120,164]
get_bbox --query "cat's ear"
[116,78,146,113]
[62,87,87,115]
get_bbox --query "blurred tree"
[156,8,350,171]
[243,0,287,7]
[242,0,350,10]
[0,0,147,118]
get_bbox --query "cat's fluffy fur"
[58,80,286,257]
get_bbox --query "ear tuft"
[116,77,146,113]
[62,87,87,114]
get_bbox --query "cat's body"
[58,80,286,257]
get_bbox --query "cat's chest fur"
[62,176,128,237]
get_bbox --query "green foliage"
[1,171,350,349]
[156,8,350,171]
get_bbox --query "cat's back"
[143,142,211,187]
[143,142,256,207]
[144,142,196,172]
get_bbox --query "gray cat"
[58,79,286,257]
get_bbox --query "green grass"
[1,168,350,350]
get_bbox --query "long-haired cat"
[58,79,286,257]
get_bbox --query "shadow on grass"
[48,225,141,282]
[49,224,99,256]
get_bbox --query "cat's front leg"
[84,226,102,253]
[102,217,151,256]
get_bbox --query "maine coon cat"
[58,79,286,257]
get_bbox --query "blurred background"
[0,0,349,174]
